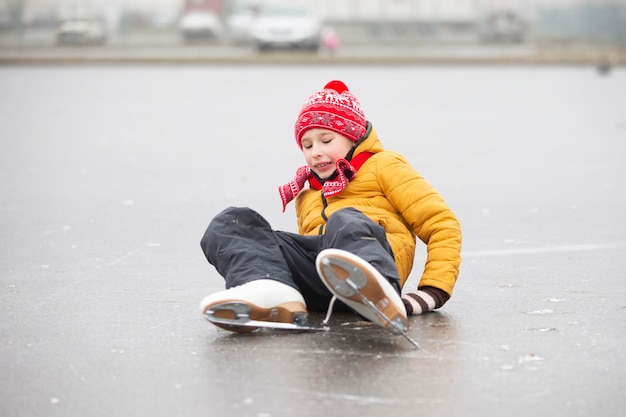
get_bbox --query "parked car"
[249,4,321,51]
[56,17,107,46]
[478,11,526,44]
[224,3,258,45]
[179,10,224,42]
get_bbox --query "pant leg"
[200,206,401,311]
[273,230,339,311]
[200,206,302,289]
[321,207,402,294]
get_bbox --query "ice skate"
[200,279,326,332]
[316,248,419,348]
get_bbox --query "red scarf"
[279,152,373,212]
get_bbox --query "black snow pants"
[200,206,401,312]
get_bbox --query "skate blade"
[320,257,420,349]
[204,302,328,332]
[342,278,421,349]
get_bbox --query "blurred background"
[1,3,625,417]
[1,0,625,62]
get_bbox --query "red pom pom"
[324,80,349,94]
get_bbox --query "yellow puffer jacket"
[295,127,462,295]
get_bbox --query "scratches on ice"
[462,241,626,259]
[106,242,161,266]
[284,388,404,405]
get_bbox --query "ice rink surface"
[1,64,625,417]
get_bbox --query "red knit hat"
[294,80,367,149]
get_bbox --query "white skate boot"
[316,248,419,348]
[200,279,325,332]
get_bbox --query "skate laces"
[322,295,338,325]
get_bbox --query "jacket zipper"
[318,192,328,235]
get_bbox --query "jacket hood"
[350,122,384,159]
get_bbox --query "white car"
[478,11,526,44]
[179,11,224,42]
[225,4,258,44]
[250,4,321,51]
[56,18,107,45]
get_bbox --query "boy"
[200,80,461,338]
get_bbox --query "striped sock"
[402,286,450,315]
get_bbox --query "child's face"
[300,128,355,179]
